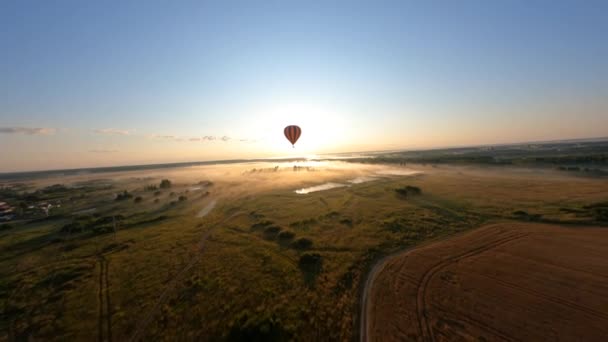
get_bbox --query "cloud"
[0,127,56,135]
[150,134,176,139]
[94,128,131,136]
[151,134,234,142]
[89,149,119,153]
[201,135,230,141]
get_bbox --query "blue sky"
[1,0,607,171]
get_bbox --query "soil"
[368,223,608,341]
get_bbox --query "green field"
[2,160,608,341]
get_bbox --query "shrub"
[60,221,83,233]
[144,184,158,191]
[339,218,353,227]
[178,195,187,202]
[513,210,542,221]
[227,313,291,341]
[395,185,422,197]
[298,253,322,274]
[115,190,133,201]
[291,237,313,250]
[0,224,14,231]
[278,230,295,240]
[154,191,161,196]
[134,196,143,203]
[159,179,172,189]
[595,208,608,222]
[289,218,317,228]
[263,225,282,239]
[251,220,274,231]
[383,218,406,233]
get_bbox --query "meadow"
[1,158,608,341]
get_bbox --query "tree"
[159,179,172,189]
[291,237,313,250]
[278,230,295,241]
[115,190,133,201]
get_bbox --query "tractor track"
[97,257,112,342]
[129,212,241,342]
[360,223,514,342]
[416,232,527,342]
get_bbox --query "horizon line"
[1,135,607,177]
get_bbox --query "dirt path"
[129,212,241,342]
[97,257,112,342]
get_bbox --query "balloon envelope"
[284,125,302,146]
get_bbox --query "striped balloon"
[284,125,302,147]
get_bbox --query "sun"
[247,101,351,156]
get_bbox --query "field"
[1,155,608,341]
[367,223,608,341]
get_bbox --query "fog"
[20,160,425,199]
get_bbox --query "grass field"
[1,161,608,341]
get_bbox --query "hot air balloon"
[284,125,301,147]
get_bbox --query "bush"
[61,221,83,233]
[0,224,14,231]
[278,230,295,241]
[339,218,353,227]
[263,225,282,239]
[595,208,608,222]
[227,313,291,341]
[251,220,274,231]
[298,253,322,274]
[154,191,161,196]
[513,210,542,221]
[383,218,406,233]
[159,179,172,189]
[291,237,313,250]
[115,190,133,201]
[178,195,187,202]
[134,196,143,203]
[395,185,422,197]
[144,184,158,191]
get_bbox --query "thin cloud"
[89,149,119,153]
[151,134,235,142]
[94,128,131,136]
[0,127,56,135]
[150,135,176,139]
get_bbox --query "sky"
[1,0,607,172]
